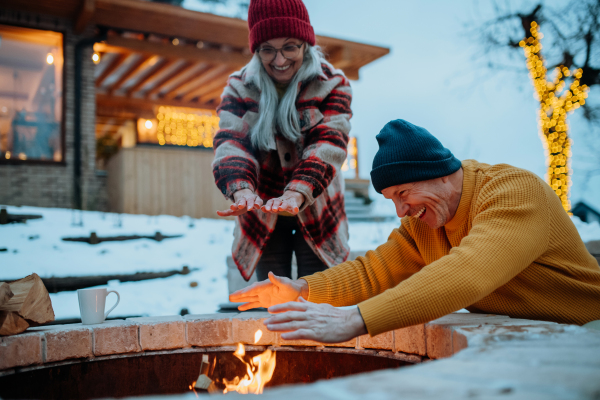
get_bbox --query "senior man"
[231,119,600,343]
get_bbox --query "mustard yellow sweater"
[304,160,600,336]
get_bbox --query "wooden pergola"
[5,0,390,123]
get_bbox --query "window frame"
[0,22,67,166]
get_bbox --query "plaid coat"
[213,57,352,281]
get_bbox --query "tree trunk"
[0,274,55,324]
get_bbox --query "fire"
[222,329,276,394]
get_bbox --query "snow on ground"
[1,205,599,321]
[0,206,235,319]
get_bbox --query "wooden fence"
[106,146,231,219]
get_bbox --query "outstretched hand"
[229,272,309,311]
[261,190,304,215]
[264,298,368,344]
[217,189,263,217]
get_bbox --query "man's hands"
[261,190,304,215]
[231,273,368,344]
[264,298,368,344]
[229,272,309,311]
[217,189,263,217]
[216,189,305,217]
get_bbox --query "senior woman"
[213,0,353,283]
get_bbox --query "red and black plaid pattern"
[213,58,352,280]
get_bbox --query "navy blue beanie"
[370,119,462,193]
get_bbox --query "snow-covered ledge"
[1,312,599,398]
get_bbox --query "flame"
[222,330,276,394]
[254,329,263,344]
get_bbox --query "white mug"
[77,288,120,325]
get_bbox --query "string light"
[155,106,219,148]
[46,53,54,65]
[341,137,358,178]
[92,52,101,64]
[144,119,153,129]
[519,22,588,213]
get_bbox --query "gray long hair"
[247,44,324,151]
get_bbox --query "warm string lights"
[155,106,219,148]
[519,21,589,213]
[341,137,359,178]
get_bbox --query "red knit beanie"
[248,0,316,53]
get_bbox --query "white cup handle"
[105,290,120,319]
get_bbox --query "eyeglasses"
[257,43,304,62]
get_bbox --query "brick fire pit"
[1,312,599,399]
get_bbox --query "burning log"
[0,283,14,307]
[0,274,55,326]
[0,311,29,336]
[193,354,217,393]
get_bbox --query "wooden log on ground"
[0,311,29,336]
[0,274,55,324]
[0,283,14,307]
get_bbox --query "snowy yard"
[0,205,402,321]
[1,204,599,321]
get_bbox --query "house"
[0,0,388,218]
[572,201,600,225]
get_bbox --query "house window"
[0,24,63,162]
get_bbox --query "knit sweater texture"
[304,160,600,336]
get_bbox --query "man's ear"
[440,175,450,183]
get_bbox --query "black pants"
[255,216,328,281]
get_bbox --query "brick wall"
[0,9,108,211]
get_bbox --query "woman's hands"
[216,189,305,217]
[264,298,368,344]
[217,189,263,217]
[229,272,309,311]
[261,190,305,215]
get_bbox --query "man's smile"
[414,207,426,219]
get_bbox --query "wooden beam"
[95,52,130,88]
[97,93,217,115]
[166,64,228,101]
[95,36,251,68]
[183,69,234,103]
[96,118,117,137]
[196,86,225,105]
[96,105,140,120]
[74,0,95,34]
[145,61,197,98]
[0,0,81,20]
[94,0,251,48]
[126,58,177,96]
[344,68,360,81]
[108,54,160,94]
[162,63,210,100]
[327,46,353,71]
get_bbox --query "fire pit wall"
[0,311,571,374]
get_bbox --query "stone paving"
[1,312,599,399]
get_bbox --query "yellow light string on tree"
[519,21,589,213]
